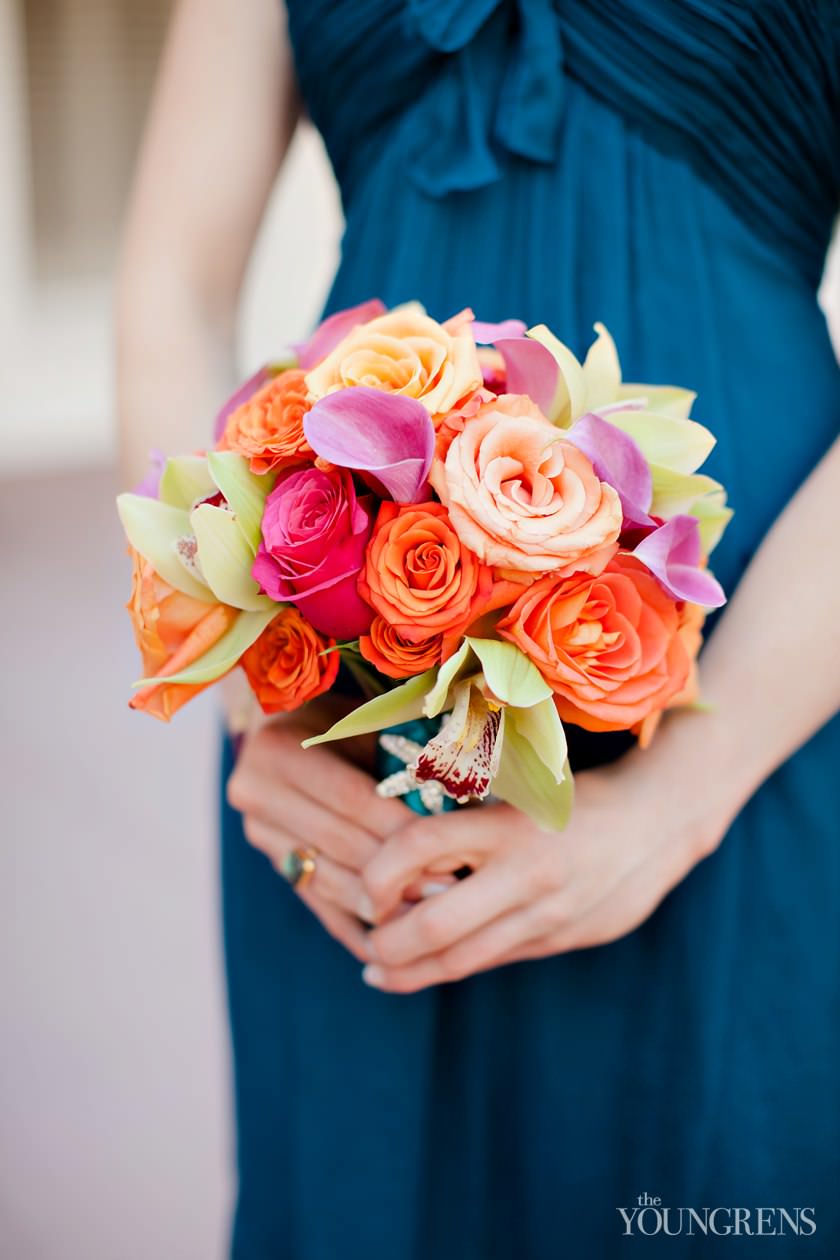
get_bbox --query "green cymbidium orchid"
[117,451,278,689]
[522,322,733,553]
[304,637,574,832]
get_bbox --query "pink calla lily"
[471,318,527,343]
[632,514,726,607]
[304,386,435,503]
[568,412,655,529]
[493,336,560,417]
[133,448,167,499]
[292,299,387,370]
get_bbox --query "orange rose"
[359,617,444,679]
[498,552,692,733]
[219,369,313,474]
[127,547,238,721]
[358,501,492,644]
[241,606,339,713]
[430,394,622,576]
[635,599,706,747]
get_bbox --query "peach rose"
[431,394,622,575]
[497,552,692,733]
[219,369,313,473]
[358,501,492,643]
[433,387,494,465]
[359,617,444,679]
[127,547,238,721]
[304,309,482,418]
[241,607,339,714]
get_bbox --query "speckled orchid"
[304,636,574,832]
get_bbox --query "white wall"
[0,121,341,477]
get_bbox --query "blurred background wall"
[1,3,340,1258]
[0,3,838,1259]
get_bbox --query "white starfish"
[375,732,449,814]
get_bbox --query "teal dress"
[221,3,840,1255]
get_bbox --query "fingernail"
[357,894,376,924]
[362,964,386,989]
[420,882,449,898]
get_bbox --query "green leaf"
[135,606,277,686]
[117,493,214,602]
[158,455,215,510]
[191,503,274,610]
[526,324,587,427]
[649,466,721,518]
[689,488,734,555]
[423,640,474,718]
[467,638,552,708]
[207,451,275,552]
[492,711,575,832]
[510,696,568,783]
[619,384,696,418]
[301,669,437,747]
[605,410,715,474]
[582,322,621,410]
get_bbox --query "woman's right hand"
[226,704,415,963]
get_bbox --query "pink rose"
[252,467,374,639]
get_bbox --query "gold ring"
[281,846,317,891]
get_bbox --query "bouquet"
[118,300,731,831]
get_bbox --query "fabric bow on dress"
[405,0,565,195]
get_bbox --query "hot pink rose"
[252,467,374,638]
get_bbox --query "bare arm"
[643,435,840,827]
[117,0,299,486]
[118,3,405,951]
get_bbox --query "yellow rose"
[304,309,482,418]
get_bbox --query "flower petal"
[414,683,503,801]
[690,488,733,555]
[524,325,588,426]
[207,451,276,552]
[466,637,552,707]
[567,412,654,528]
[292,299,387,369]
[301,669,437,746]
[602,409,715,475]
[493,336,560,419]
[423,639,474,717]
[618,383,697,418]
[133,449,167,499]
[492,709,574,832]
[117,493,214,602]
[582,322,621,410]
[471,318,527,343]
[632,514,726,607]
[213,367,272,444]
[650,466,722,518]
[134,606,278,686]
[191,503,274,610]
[510,695,568,784]
[158,455,216,510]
[304,386,435,503]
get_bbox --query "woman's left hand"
[360,735,735,993]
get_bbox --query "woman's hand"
[227,702,414,964]
[360,727,737,993]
